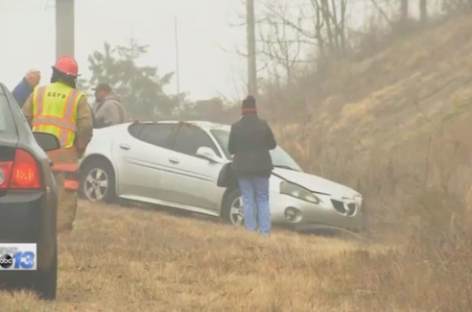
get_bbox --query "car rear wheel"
[80,160,116,203]
[32,245,57,300]
[222,188,244,226]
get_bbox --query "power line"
[174,14,181,97]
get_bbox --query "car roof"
[134,120,231,132]
[0,82,8,94]
[0,81,44,155]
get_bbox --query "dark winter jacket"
[228,113,277,177]
[11,78,34,108]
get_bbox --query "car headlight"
[280,181,320,204]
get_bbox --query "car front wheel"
[222,188,245,226]
[80,160,116,203]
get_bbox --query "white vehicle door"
[112,123,179,202]
[159,123,225,214]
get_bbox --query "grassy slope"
[276,16,472,163]
[0,201,388,312]
[1,202,467,311]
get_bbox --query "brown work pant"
[54,171,78,234]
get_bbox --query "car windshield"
[210,129,303,172]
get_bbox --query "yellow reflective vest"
[31,82,84,149]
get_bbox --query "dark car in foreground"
[0,82,61,300]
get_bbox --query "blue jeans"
[237,176,271,235]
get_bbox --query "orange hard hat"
[53,55,79,76]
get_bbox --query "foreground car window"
[0,89,16,135]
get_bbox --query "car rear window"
[0,86,17,135]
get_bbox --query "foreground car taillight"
[0,149,41,189]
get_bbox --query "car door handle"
[169,157,180,164]
[119,144,130,150]
[48,159,54,167]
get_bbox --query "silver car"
[78,121,366,233]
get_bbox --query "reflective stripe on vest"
[64,180,79,191]
[32,117,77,131]
[31,83,82,148]
[64,171,80,191]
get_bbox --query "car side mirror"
[196,146,218,162]
[33,132,61,152]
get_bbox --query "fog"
[0,0,430,102]
[0,0,246,100]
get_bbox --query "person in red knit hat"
[227,95,277,236]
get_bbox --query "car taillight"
[0,149,41,189]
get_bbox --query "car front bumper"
[269,192,366,233]
[0,189,57,271]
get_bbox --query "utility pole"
[174,14,181,96]
[246,0,258,96]
[55,0,75,58]
[419,0,427,23]
[400,0,408,23]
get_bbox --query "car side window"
[173,124,221,157]
[137,124,176,148]
[128,123,145,139]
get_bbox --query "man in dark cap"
[92,82,127,128]
[227,95,277,236]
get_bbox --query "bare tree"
[257,1,308,84]
[441,0,472,13]
[369,0,393,25]
[313,0,348,57]
[257,0,349,62]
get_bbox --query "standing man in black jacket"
[228,95,277,236]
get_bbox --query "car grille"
[331,199,357,216]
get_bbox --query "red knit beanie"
[241,95,257,114]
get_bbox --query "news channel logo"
[0,244,37,270]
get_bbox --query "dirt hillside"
[276,16,472,165]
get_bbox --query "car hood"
[272,168,360,198]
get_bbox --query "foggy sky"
[0,0,428,102]
[0,0,246,100]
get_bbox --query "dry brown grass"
[271,15,472,165]
[0,200,471,312]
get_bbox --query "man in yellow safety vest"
[22,56,93,236]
